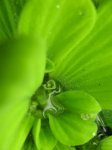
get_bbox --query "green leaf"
[53,142,75,150]
[48,91,101,146]
[0,99,30,150]
[51,0,112,109]
[0,36,46,102]
[0,0,27,40]
[97,136,112,150]
[18,0,96,64]
[45,58,55,73]
[9,114,34,150]
[33,119,57,150]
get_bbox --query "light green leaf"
[53,142,75,150]
[9,114,34,150]
[48,91,101,146]
[18,0,96,64]
[97,136,112,150]
[33,119,57,150]
[51,0,112,109]
[0,0,27,40]
[0,36,46,102]
[0,99,30,150]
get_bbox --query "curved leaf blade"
[33,119,57,150]
[9,114,34,150]
[48,91,101,146]
[18,0,96,64]
[51,0,112,109]
[0,99,29,150]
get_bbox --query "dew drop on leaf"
[81,113,90,120]
[92,132,96,137]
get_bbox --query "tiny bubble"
[92,132,96,137]
[81,113,90,120]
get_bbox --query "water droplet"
[81,113,90,120]
[92,132,96,137]
[93,142,97,145]
[56,4,60,9]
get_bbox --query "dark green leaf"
[45,58,55,73]
[97,136,112,150]
[53,142,75,150]
[101,110,112,128]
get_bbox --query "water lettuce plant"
[0,0,112,150]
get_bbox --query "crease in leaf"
[32,119,57,150]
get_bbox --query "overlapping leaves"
[0,0,112,150]
[51,0,112,109]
